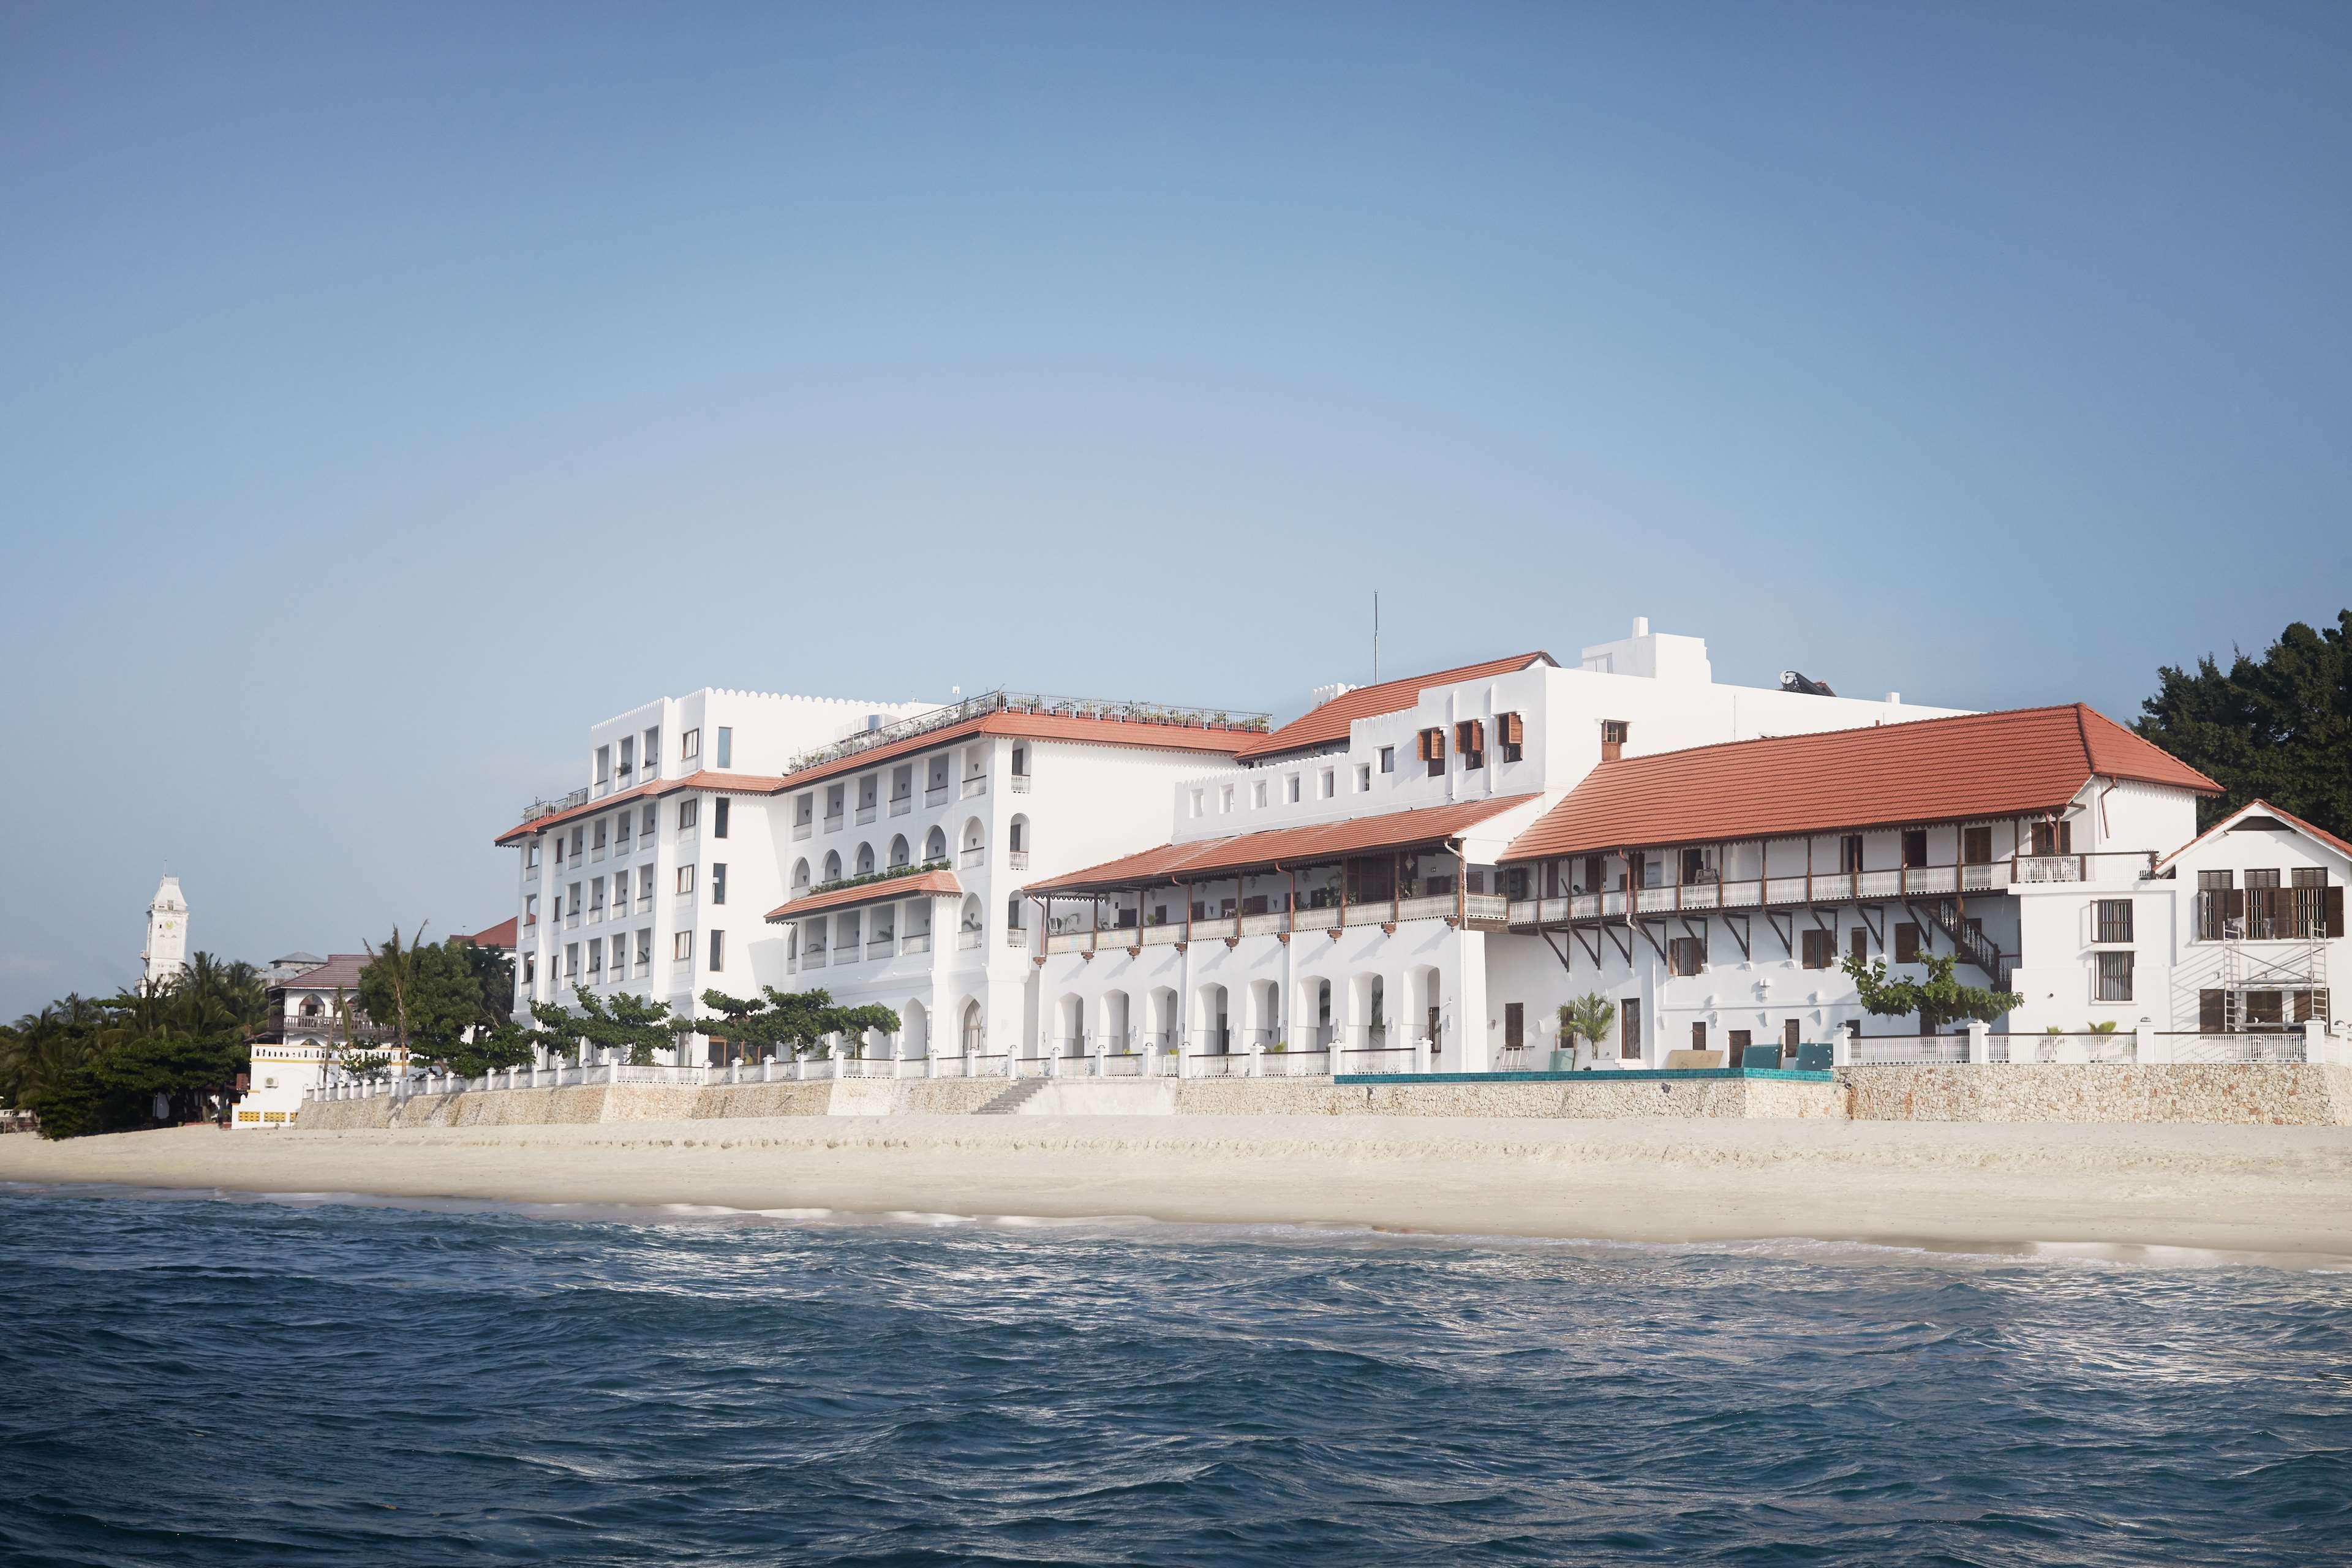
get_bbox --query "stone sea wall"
[1839,1062,2352,1126]
[292,1063,2352,1129]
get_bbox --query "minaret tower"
[143,875,190,987]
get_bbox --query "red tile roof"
[766,710,1259,797]
[763,869,963,923]
[494,770,788,845]
[1502,704,2222,862]
[459,916,518,950]
[1235,653,1556,761]
[2154,798,2352,870]
[270,954,371,992]
[1023,795,1542,896]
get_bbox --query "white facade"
[235,954,384,1128]
[509,687,933,1041]
[141,875,188,987]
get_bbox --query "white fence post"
[1249,1038,1264,1079]
[1966,1021,1990,1065]
[1834,1023,1856,1069]
[2304,1019,2327,1065]
[1413,1036,1432,1076]
[2136,1021,2162,1065]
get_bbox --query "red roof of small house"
[766,710,1261,798]
[494,770,789,845]
[1501,704,2222,862]
[459,917,518,951]
[763,869,963,922]
[1234,653,1556,761]
[2154,797,2352,870]
[270,954,371,993]
[1022,794,1542,897]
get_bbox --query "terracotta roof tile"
[1235,653,1555,761]
[494,770,788,845]
[1502,704,2220,862]
[763,869,963,923]
[1023,794,1542,896]
[459,916,518,950]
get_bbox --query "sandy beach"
[6,1115,2351,1260]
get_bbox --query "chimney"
[1885,692,1901,706]
[1630,616,1649,638]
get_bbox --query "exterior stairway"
[1923,898,2013,989]
[974,1079,1051,1116]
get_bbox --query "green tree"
[531,987,688,1066]
[1556,993,1617,1057]
[356,926,486,1059]
[2136,609,2351,836]
[699,987,900,1059]
[1842,951,2022,1033]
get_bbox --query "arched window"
[924,826,948,862]
[888,834,910,869]
[298,996,321,1018]
[960,895,983,932]
[791,859,811,893]
[823,850,842,883]
[961,817,986,864]
[1009,815,1028,853]
[855,842,876,876]
[961,1000,983,1054]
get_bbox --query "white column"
[1834,1021,1856,1068]
[1966,1020,1991,1065]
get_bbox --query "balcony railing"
[960,929,984,949]
[1008,850,1030,869]
[868,937,895,956]
[926,784,948,806]
[901,932,931,954]
[793,821,813,840]
[856,805,877,824]
[1011,774,1032,793]
[1005,926,1029,949]
[823,812,843,833]
[962,775,987,798]
[783,690,1275,775]
[1504,853,2158,927]
[519,786,590,824]
[889,796,911,816]
[960,846,986,867]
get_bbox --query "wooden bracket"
[1858,905,1883,949]
[1606,924,1630,965]
[1766,910,1793,957]
[1727,912,1752,962]
[1327,928,1344,941]
[1223,936,1239,950]
[1128,945,1142,957]
[1173,941,1188,954]
[1637,920,1668,962]
[1575,925,1602,967]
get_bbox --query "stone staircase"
[973,1079,1051,1116]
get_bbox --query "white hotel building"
[493,620,2346,1072]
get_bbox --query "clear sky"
[2,3,2347,1016]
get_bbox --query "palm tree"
[1559,993,1618,1065]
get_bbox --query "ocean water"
[1,1189,2347,1567]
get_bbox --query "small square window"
[1379,745,1395,774]
[2094,899,2133,944]
[1667,936,1706,976]
[1801,928,1835,970]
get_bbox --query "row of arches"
[1045,969,1445,1058]
[791,815,1023,894]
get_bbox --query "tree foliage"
[1,957,267,1138]
[1556,993,1617,1050]
[699,987,902,1058]
[529,987,688,1066]
[2136,609,2351,837]
[1842,951,2022,1033]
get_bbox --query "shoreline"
[6,1115,2351,1262]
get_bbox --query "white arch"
[924,826,948,862]
[854,842,876,876]
[902,998,929,1058]
[1056,993,1086,1055]
[822,849,843,883]
[791,858,812,892]
[959,895,983,932]
[1009,812,1031,855]
[960,997,984,1055]
[960,816,987,860]
[888,834,911,869]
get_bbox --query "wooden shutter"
[2328,886,2346,938]
[2225,889,2246,921]
[1416,729,1433,761]
[2199,989,2224,1031]
[1501,712,1523,747]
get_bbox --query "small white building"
[236,953,388,1128]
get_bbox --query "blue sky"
[2,3,2346,1016]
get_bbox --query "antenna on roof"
[1373,592,1379,684]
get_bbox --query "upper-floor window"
[1679,847,1718,885]
[595,744,611,783]
[2095,951,2133,1002]
[640,803,657,840]
[2031,820,2074,856]
[715,727,731,769]
[710,864,728,906]
[2094,899,2133,944]
[1901,830,1929,869]
[1221,785,1234,813]
[1800,927,1834,969]
[526,841,541,868]
[859,775,878,809]
[676,865,696,895]
[892,764,913,802]
[1499,712,1525,764]
[1379,745,1395,774]
[1011,745,1028,778]
[591,819,607,850]
[1189,789,1205,818]
[1840,834,1863,874]
[826,783,845,820]
[673,931,693,962]
[1455,719,1486,771]
[643,726,660,770]
[1253,780,1267,809]
[1666,936,1705,976]
[1419,728,1446,777]
[677,797,700,833]
[1962,826,1994,865]
[680,728,701,763]
[796,793,814,825]
[713,797,730,839]
[1287,774,1301,803]
[619,736,635,777]
[1356,764,1371,791]
[569,827,584,860]
[1600,720,1629,762]
[1320,769,1335,799]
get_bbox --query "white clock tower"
[143,875,189,987]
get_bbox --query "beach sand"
[6,1115,2350,1259]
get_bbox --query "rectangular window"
[641,804,657,840]
[1901,829,1929,869]
[712,796,729,839]
[711,864,727,906]
[615,812,631,847]
[2246,990,2284,1027]
[1321,769,1335,798]
[2031,820,2074,856]
[1379,745,1395,774]
[2095,951,2134,1002]
[1894,923,1922,963]
[1667,936,1706,976]
[2291,867,2327,888]
[708,929,725,972]
[1679,847,1717,885]
[2094,899,2133,944]
[619,736,635,777]
[1962,826,1993,865]
[644,727,660,769]
[2294,989,2330,1024]
[2245,868,2280,889]
[585,940,600,976]
[680,728,701,762]
[595,744,611,783]
[637,930,652,970]
[1357,763,1372,791]
[1253,780,1267,808]
[524,894,540,927]
[1456,719,1485,771]
[715,727,731,769]
[677,865,696,895]
[567,882,581,916]
[673,932,693,963]
[570,826,584,861]
[677,797,699,833]
[522,954,536,986]
[1690,1022,1708,1050]
[611,870,628,906]
[591,819,607,851]
[1499,712,1525,763]
[1221,785,1234,813]
[565,943,578,978]
[1189,789,1205,819]
[527,840,541,868]
[1287,774,1302,803]
[1840,834,1863,874]
[1621,997,1642,1059]
[1600,720,1629,762]
[1801,928,1834,969]
[1420,728,1446,777]
[1783,1018,1801,1053]
[589,876,606,912]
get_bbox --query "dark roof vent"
[1779,669,1836,697]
